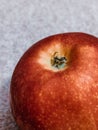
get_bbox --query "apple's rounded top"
[13,32,98,73]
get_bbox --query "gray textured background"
[0,0,98,129]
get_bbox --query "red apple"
[10,33,98,130]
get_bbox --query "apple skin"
[10,33,98,130]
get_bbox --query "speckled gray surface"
[0,0,98,129]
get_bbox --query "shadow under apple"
[0,78,19,130]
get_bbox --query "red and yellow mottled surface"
[11,33,98,130]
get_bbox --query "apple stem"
[51,52,67,69]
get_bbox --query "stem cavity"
[51,52,67,69]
